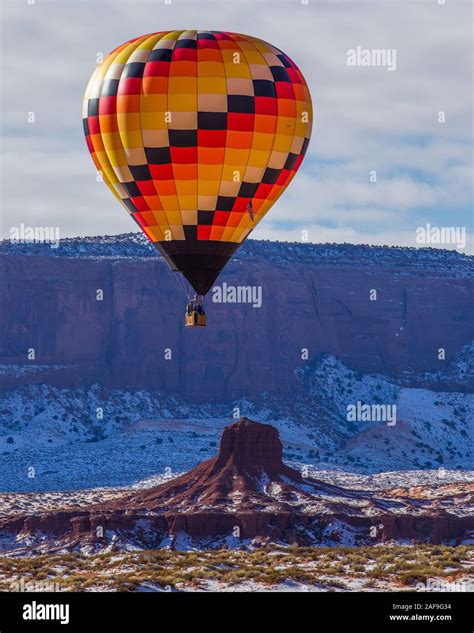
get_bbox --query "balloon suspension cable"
[184,278,193,301]
[173,270,191,300]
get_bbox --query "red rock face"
[129,418,302,510]
[0,419,472,551]
[216,418,283,472]
[1,254,472,399]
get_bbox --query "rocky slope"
[1,345,472,490]
[1,236,472,491]
[1,235,473,401]
[1,419,472,554]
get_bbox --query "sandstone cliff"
[1,419,471,552]
[1,237,473,401]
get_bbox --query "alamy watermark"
[347,401,397,426]
[416,223,466,250]
[10,223,60,249]
[10,577,64,592]
[212,282,262,308]
[347,45,397,71]
[415,578,473,592]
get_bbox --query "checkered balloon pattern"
[83,30,313,295]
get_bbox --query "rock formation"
[1,239,473,400]
[0,419,472,553]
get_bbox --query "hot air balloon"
[83,30,312,326]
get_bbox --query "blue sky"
[1,0,472,251]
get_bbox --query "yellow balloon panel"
[83,30,312,294]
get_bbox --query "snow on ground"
[0,342,472,491]
[3,234,472,280]
[0,378,474,492]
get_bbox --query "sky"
[1,0,473,251]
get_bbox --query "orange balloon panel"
[83,30,312,295]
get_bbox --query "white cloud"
[0,0,472,251]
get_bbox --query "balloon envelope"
[83,30,312,295]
